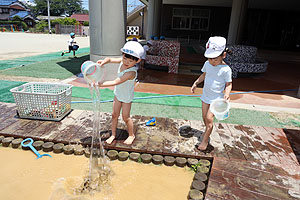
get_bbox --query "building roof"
[70,13,89,22]
[9,10,32,19]
[0,0,17,6]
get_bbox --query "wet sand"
[0,148,194,200]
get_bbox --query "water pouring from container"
[81,61,106,84]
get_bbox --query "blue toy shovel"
[21,138,52,159]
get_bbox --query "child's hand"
[224,94,230,101]
[96,60,105,67]
[191,84,197,93]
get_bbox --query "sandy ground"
[0,32,90,60]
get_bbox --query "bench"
[224,45,268,78]
[145,40,180,74]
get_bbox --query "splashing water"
[76,85,112,195]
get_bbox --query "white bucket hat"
[146,40,153,45]
[120,41,144,59]
[204,36,226,58]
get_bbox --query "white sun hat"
[146,40,153,45]
[204,36,226,58]
[120,41,144,59]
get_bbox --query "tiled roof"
[70,13,89,22]
[0,0,17,6]
[9,10,31,19]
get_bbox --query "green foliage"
[20,22,28,31]
[12,16,22,21]
[191,162,202,172]
[35,20,48,32]
[83,21,89,26]
[51,18,77,25]
[32,0,83,16]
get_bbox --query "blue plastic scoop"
[21,138,52,159]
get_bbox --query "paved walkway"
[0,102,299,199]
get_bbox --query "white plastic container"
[210,99,230,120]
[81,61,105,84]
[10,82,72,121]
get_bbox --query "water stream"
[76,85,112,195]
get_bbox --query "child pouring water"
[96,41,144,145]
[191,36,232,151]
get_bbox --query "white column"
[227,0,248,45]
[146,0,162,40]
[89,0,127,58]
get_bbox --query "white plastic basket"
[10,82,72,121]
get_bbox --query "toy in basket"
[10,82,72,121]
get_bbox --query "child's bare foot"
[106,135,115,144]
[196,141,208,151]
[123,135,135,145]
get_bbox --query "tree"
[31,0,83,16]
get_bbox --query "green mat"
[0,52,90,80]
[0,48,90,71]
[0,80,26,103]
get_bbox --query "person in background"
[140,40,153,69]
[61,32,79,58]
[191,36,232,151]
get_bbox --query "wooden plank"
[207,178,277,200]
[212,157,300,191]
[238,125,280,165]
[23,121,61,140]
[209,168,299,200]
[53,111,90,143]
[39,109,85,140]
[214,123,245,160]
[13,120,45,137]
[225,124,263,161]
[252,126,298,167]
[204,193,224,200]
[0,118,31,136]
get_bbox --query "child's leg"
[121,102,135,145]
[72,50,76,57]
[198,101,214,151]
[106,97,122,144]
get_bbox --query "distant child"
[96,41,144,145]
[61,32,79,58]
[140,40,153,69]
[191,36,232,151]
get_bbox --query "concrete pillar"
[89,0,127,59]
[297,85,300,98]
[89,0,127,81]
[146,0,162,40]
[227,0,248,45]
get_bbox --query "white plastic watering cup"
[81,61,105,84]
[210,99,230,120]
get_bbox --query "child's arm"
[97,57,122,66]
[98,71,136,87]
[191,72,206,93]
[224,82,232,100]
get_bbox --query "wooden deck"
[0,102,299,199]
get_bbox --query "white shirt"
[68,38,75,46]
[114,62,138,103]
[200,61,232,104]
[141,45,150,59]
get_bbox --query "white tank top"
[114,62,138,103]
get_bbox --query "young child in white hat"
[96,41,144,145]
[191,36,232,151]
